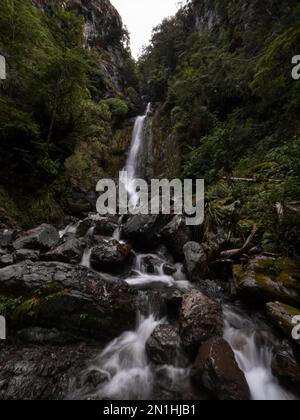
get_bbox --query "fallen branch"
[220,224,258,259]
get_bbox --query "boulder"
[76,218,94,237]
[12,224,60,252]
[43,237,86,264]
[179,290,223,355]
[163,263,177,276]
[90,239,132,273]
[183,242,209,282]
[191,337,250,400]
[92,215,118,237]
[266,301,300,347]
[234,257,300,306]
[0,341,100,400]
[0,261,136,340]
[122,214,170,250]
[271,341,300,396]
[146,324,186,366]
[0,253,15,268]
[14,249,41,263]
[0,229,17,248]
[159,215,192,258]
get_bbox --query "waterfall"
[121,103,151,207]
[223,306,296,401]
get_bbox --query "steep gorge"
[0,0,300,402]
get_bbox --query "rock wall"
[32,0,129,95]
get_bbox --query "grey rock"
[179,290,223,355]
[13,224,60,251]
[183,241,209,282]
[159,216,192,258]
[146,324,187,366]
[90,239,132,273]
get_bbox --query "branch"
[220,224,258,259]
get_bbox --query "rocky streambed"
[0,211,300,400]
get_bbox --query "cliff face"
[33,0,129,95]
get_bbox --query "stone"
[0,229,17,248]
[183,241,209,282]
[12,224,60,252]
[90,239,132,273]
[234,257,300,306]
[0,261,136,340]
[271,341,300,396]
[159,215,192,258]
[43,237,86,264]
[122,214,170,250]
[14,249,41,263]
[266,301,300,347]
[146,324,187,366]
[179,290,223,355]
[0,253,14,268]
[191,337,250,400]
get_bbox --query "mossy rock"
[234,256,300,307]
[267,301,300,347]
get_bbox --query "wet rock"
[146,289,185,320]
[76,218,94,237]
[17,327,76,345]
[43,237,86,264]
[179,290,223,355]
[159,215,192,258]
[0,341,100,400]
[91,215,118,237]
[0,261,136,340]
[271,341,300,395]
[183,242,209,282]
[156,245,175,264]
[14,249,41,263]
[163,263,177,276]
[146,324,187,366]
[140,255,162,274]
[0,253,14,268]
[12,224,60,252]
[234,257,300,306]
[153,365,192,401]
[90,239,132,273]
[0,229,17,248]
[191,337,250,400]
[122,214,170,250]
[266,301,300,347]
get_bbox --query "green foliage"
[104,98,129,121]
[140,0,300,255]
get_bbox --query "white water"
[224,307,296,401]
[121,103,151,207]
[88,314,160,400]
[72,245,192,400]
[80,227,95,268]
[125,253,191,291]
[59,221,80,238]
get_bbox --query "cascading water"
[72,250,192,400]
[223,306,296,401]
[121,103,151,207]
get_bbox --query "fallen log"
[220,224,258,259]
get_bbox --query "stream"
[68,104,296,401]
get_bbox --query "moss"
[269,302,300,337]
[254,258,300,290]
[79,313,115,337]
[233,264,246,284]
